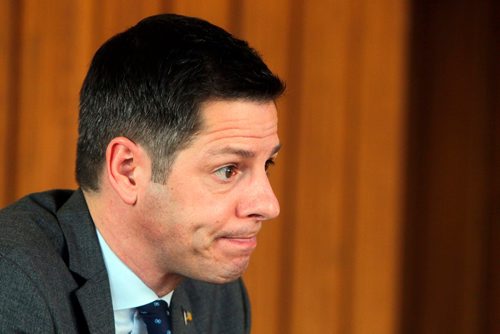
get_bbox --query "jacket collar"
[57,189,115,334]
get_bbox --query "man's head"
[76,14,284,191]
[77,14,284,288]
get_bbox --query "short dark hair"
[76,14,285,191]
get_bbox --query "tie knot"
[137,300,172,334]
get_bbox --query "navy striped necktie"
[137,300,172,334]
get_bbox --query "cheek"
[164,180,242,246]
[189,218,227,252]
[159,205,223,253]
[174,191,237,231]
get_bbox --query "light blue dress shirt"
[97,230,173,334]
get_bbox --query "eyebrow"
[208,144,281,158]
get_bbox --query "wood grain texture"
[0,0,20,205]
[283,1,408,333]
[1,1,496,334]
[288,1,358,332]
[168,0,234,32]
[349,1,408,333]
[401,0,498,333]
[14,0,80,197]
[0,1,12,202]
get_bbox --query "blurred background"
[0,0,498,333]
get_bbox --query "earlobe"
[106,137,144,205]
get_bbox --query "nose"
[237,172,280,220]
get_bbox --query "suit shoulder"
[0,190,75,258]
[1,189,75,218]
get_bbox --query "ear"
[105,137,150,205]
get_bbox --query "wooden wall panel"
[350,1,408,333]
[287,1,408,333]
[14,0,81,197]
[288,1,355,332]
[401,0,498,333]
[1,1,496,334]
[168,0,234,32]
[0,0,19,204]
[88,0,167,49]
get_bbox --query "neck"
[83,190,183,296]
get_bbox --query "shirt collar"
[96,229,173,310]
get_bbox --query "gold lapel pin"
[183,310,193,325]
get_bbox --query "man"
[0,14,284,333]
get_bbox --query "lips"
[217,235,258,253]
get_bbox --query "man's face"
[140,100,280,283]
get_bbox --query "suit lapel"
[57,190,115,334]
[171,285,198,334]
[74,270,114,334]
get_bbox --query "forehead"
[167,99,280,177]
[198,100,278,140]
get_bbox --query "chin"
[219,262,250,282]
[197,262,249,284]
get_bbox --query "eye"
[214,165,238,181]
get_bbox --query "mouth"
[217,235,258,253]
